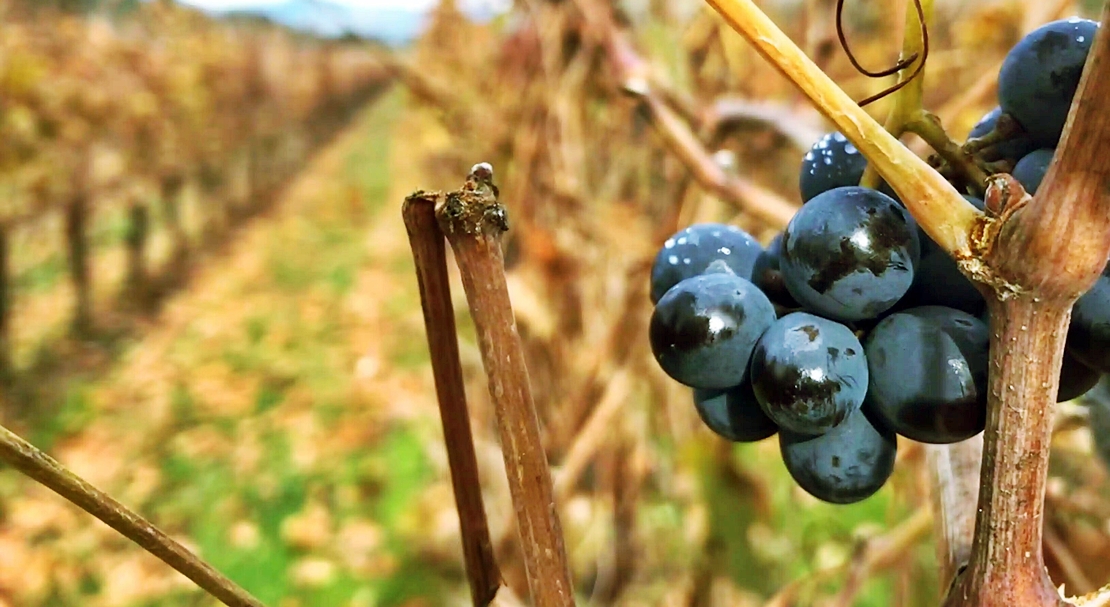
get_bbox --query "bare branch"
[0,425,265,607]
[701,0,979,255]
[434,164,576,607]
[926,437,982,592]
[600,22,798,228]
[403,196,503,607]
[705,98,826,151]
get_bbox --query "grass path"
[0,90,475,607]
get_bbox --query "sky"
[177,0,509,12]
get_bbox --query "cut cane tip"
[470,162,494,180]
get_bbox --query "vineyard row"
[0,1,392,377]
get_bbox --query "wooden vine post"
[403,192,502,607]
[65,165,93,337]
[124,198,151,308]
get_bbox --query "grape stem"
[942,300,1070,607]
[0,425,265,607]
[944,3,1110,605]
[904,112,990,195]
[859,0,929,190]
[701,0,979,261]
[857,0,990,198]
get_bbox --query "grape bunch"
[648,17,1108,504]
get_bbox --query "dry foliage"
[396,0,1110,603]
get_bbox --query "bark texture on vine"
[945,7,1110,605]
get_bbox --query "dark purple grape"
[752,233,797,308]
[650,223,764,304]
[863,306,989,444]
[1085,378,1110,468]
[693,381,778,442]
[798,132,900,204]
[998,18,1100,147]
[1058,350,1100,402]
[753,233,783,275]
[899,196,986,316]
[1066,265,1110,373]
[967,106,1037,162]
[799,132,868,203]
[1011,148,1056,195]
[779,406,896,504]
[650,273,776,389]
[781,186,920,322]
[750,312,868,436]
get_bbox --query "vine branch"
[859,0,930,189]
[403,196,503,607]
[702,0,979,256]
[944,7,1110,604]
[0,425,265,607]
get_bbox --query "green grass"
[28,380,97,449]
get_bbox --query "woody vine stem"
[701,0,1110,605]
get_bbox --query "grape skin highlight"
[650,223,764,304]
[650,273,776,390]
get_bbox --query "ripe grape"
[799,132,899,203]
[799,132,869,203]
[1067,265,1110,373]
[750,312,868,436]
[751,233,797,308]
[650,273,776,389]
[753,233,783,275]
[650,223,764,304]
[781,186,919,322]
[779,406,896,504]
[864,306,989,444]
[1011,149,1056,195]
[998,18,1100,147]
[694,382,779,442]
[967,106,1036,162]
[1058,350,1100,402]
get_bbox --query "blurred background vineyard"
[1,0,1109,606]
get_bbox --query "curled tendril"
[836,0,929,107]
